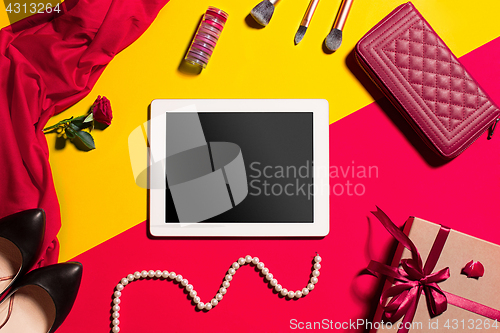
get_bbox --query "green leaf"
[70,119,91,131]
[65,127,76,139]
[75,131,95,150]
[83,113,94,123]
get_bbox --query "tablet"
[148,99,329,236]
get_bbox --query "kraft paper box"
[371,217,500,332]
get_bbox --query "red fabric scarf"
[0,0,169,267]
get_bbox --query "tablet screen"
[165,112,313,223]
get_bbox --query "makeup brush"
[251,0,280,26]
[294,0,320,45]
[324,0,353,52]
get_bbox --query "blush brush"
[294,0,320,45]
[251,0,280,26]
[324,0,353,52]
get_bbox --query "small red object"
[92,96,113,126]
[461,260,485,279]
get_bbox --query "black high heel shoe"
[0,209,45,299]
[0,262,83,332]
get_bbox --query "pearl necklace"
[111,254,322,332]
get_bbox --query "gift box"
[369,208,500,332]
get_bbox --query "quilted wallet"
[355,2,500,159]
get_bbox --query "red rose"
[92,96,113,126]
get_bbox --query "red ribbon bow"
[367,208,451,332]
[369,258,450,324]
[368,207,500,333]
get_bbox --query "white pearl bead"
[112,326,120,333]
[109,253,326,322]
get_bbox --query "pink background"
[58,37,500,332]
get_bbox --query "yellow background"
[1,0,499,261]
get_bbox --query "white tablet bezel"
[149,99,329,237]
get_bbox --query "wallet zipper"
[488,118,500,140]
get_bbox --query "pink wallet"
[355,2,500,159]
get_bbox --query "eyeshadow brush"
[324,0,353,52]
[251,0,281,26]
[294,0,320,45]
